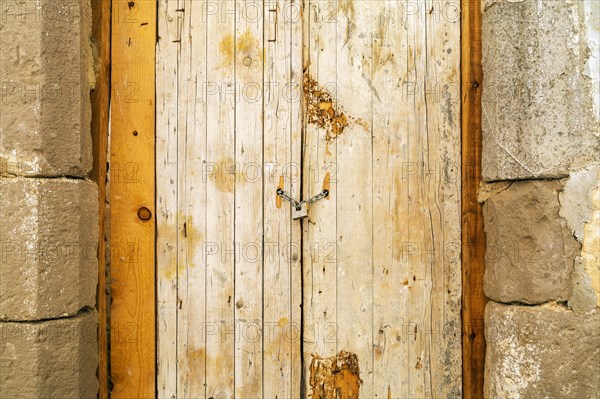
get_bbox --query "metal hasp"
[276,173,331,220]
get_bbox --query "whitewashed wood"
[289,1,304,395]
[157,0,462,396]
[422,1,462,397]
[156,1,179,397]
[371,2,411,397]
[334,1,376,396]
[302,1,462,398]
[157,1,210,396]
[175,2,208,398]
[204,1,236,397]
[262,0,303,397]
[233,1,264,397]
[301,1,340,393]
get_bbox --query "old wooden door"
[156,1,461,398]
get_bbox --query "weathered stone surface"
[0,310,98,398]
[483,180,579,304]
[484,302,600,399]
[570,257,598,315]
[559,164,600,242]
[579,172,600,308]
[482,0,600,181]
[0,177,98,320]
[562,165,600,313]
[0,0,94,177]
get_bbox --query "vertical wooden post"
[110,1,156,397]
[461,0,487,398]
[90,0,111,398]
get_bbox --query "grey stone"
[559,163,600,242]
[482,0,600,181]
[484,302,600,399]
[483,180,579,304]
[0,309,98,398]
[0,177,98,320]
[0,0,94,177]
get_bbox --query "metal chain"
[276,188,301,209]
[306,189,329,204]
[276,188,329,208]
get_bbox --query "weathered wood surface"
[303,1,461,398]
[461,0,486,397]
[157,1,303,397]
[110,1,156,397]
[156,1,461,397]
[90,0,111,397]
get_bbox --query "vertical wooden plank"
[290,2,304,394]
[109,1,156,397]
[262,0,303,397]
[174,3,208,398]
[461,0,486,397]
[158,1,209,397]
[90,1,111,398]
[404,5,431,396]
[204,1,236,397]
[234,1,264,396]
[422,1,462,397]
[302,0,339,390]
[156,1,178,397]
[372,2,410,396]
[334,0,375,396]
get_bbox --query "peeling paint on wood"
[304,75,349,141]
[309,351,363,399]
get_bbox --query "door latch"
[276,173,330,220]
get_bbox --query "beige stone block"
[0,177,98,320]
[0,0,94,177]
[485,302,599,398]
[0,310,98,398]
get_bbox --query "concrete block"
[0,0,94,177]
[0,177,98,320]
[0,309,98,398]
[482,0,599,181]
[483,180,579,304]
[484,302,600,399]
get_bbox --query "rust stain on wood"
[163,216,203,279]
[372,20,395,73]
[220,29,264,78]
[211,157,236,193]
[309,351,363,399]
[304,75,350,141]
[187,347,206,382]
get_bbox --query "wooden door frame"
[90,1,110,398]
[105,1,157,398]
[461,0,486,398]
[94,0,487,397]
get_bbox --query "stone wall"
[481,0,600,397]
[0,1,99,397]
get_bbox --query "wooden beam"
[461,0,487,398]
[90,1,111,398]
[109,1,156,397]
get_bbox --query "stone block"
[482,0,599,181]
[483,180,579,304]
[0,0,94,177]
[0,310,98,398]
[485,302,600,399]
[0,177,98,320]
